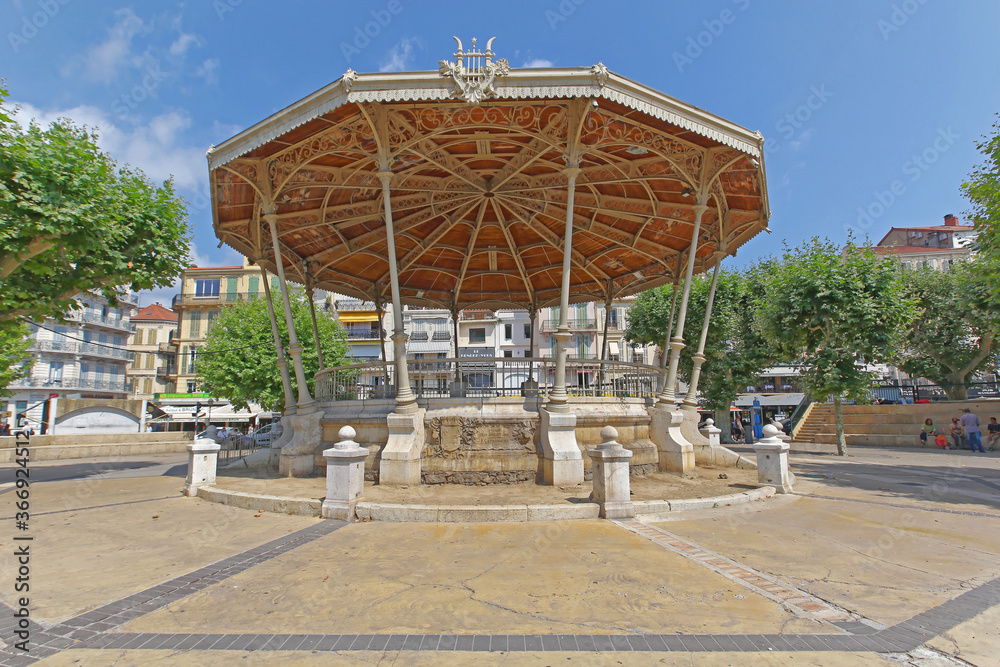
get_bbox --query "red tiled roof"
[133,303,179,322]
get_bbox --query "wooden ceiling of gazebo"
[210,58,769,311]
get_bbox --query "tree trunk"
[717,413,733,444]
[941,375,968,401]
[833,396,847,456]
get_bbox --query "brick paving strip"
[613,519,866,627]
[0,521,997,664]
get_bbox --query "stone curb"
[196,485,323,516]
[194,485,775,522]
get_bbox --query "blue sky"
[4,0,999,305]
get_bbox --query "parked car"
[246,423,277,447]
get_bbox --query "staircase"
[791,399,1000,448]
[792,403,832,443]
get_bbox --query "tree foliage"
[964,114,1000,292]
[893,260,1000,399]
[757,238,916,454]
[625,267,778,441]
[0,321,33,398]
[198,294,352,411]
[0,86,190,323]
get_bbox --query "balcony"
[9,376,130,393]
[69,311,135,332]
[172,291,264,308]
[157,342,172,354]
[156,366,174,380]
[459,310,496,321]
[344,328,381,340]
[540,318,598,331]
[30,339,133,361]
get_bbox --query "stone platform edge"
[0,438,192,462]
[194,485,776,522]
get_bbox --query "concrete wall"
[0,431,193,462]
[799,400,1000,447]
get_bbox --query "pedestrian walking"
[959,408,986,453]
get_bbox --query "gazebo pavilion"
[208,38,769,484]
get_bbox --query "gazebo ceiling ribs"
[210,66,768,310]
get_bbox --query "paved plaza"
[0,447,998,665]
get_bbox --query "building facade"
[870,213,977,269]
[127,303,179,401]
[4,293,137,430]
[170,258,271,394]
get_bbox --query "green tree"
[0,87,190,323]
[894,260,1000,399]
[626,266,778,443]
[758,238,916,455]
[964,114,1000,291]
[0,321,33,398]
[197,293,351,410]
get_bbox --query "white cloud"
[522,58,553,68]
[63,8,147,83]
[169,32,201,56]
[10,101,207,191]
[194,58,220,85]
[379,37,421,73]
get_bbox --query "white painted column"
[47,396,58,435]
[656,283,680,396]
[305,284,325,371]
[138,398,147,434]
[682,260,721,411]
[377,170,418,414]
[261,265,296,412]
[663,203,708,403]
[547,166,581,413]
[265,213,314,409]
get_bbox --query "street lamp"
[206,398,215,430]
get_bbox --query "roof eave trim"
[207,67,762,171]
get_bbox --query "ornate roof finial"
[342,68,359,93]
[439,36,509,105]
[591,62,609,88]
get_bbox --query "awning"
[338,313,378,323]
[734,393,805,407]
[348,344,384,357]
[609,341,620,355]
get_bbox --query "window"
[504,323,512,340]
[143,378,153,394]
[48,362,63,384]
[145,353,154,370]
[503,350,513,358]
[113,335,122,347]
[147,329,157,345]
[189,312,202,338]
[524,323,531,339]
[195,279,220,297]
[469,328,486,343]
[248,276,260,297]
[80,363,90,379]
[187,381,197,393]
[226,277,238,302]
[98,333,108,345]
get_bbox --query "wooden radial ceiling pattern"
[210,66,769,310]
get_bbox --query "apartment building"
[869,213,977,269]
[4,292,137,430]
[127,303,178,400]
[170,258,270,394]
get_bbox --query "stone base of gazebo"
[256,397,750,484]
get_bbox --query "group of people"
[920,408,996,452]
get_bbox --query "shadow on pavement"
[0,460,171,488]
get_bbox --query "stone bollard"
[321,426,369,520]
[753,424,793,493]
[184,436,221,497]
[699,418,721,446]
[589,426,635,519]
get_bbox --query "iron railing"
[69,311,135,331]
[344,328,381,340]
[541,318,599,330]
[458,311,496,321]
[30,339,132,361]
[334,300,377,311]
[867,380,1000,403]
[315,357,661,402]
[172,292,263,308]
[9,377,130,392]
[218,431,270,466]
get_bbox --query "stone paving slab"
[118,520,810,636]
